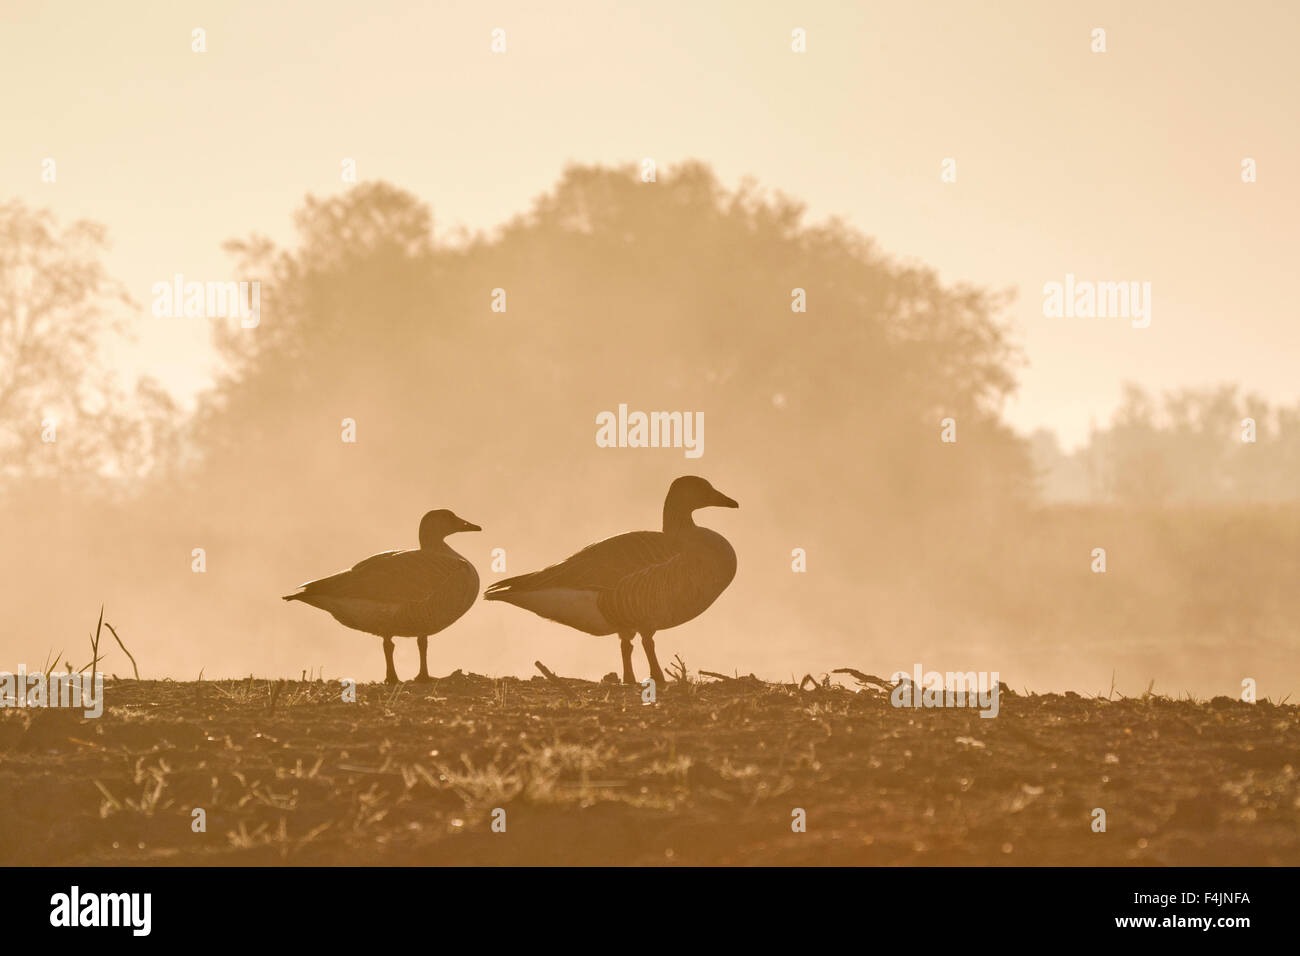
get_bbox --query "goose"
[484,476,738,685]
[283,509,481,683]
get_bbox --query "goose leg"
[414,635,433,683]
[382,636,399,684]
[619,632,637,685]
[641,631,666,688]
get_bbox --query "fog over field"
[2,1,1297,701]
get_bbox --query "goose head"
[419,509,482,548]
[663,476,738,530]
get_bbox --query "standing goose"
[484,476,738,685]
[283,509,481,683]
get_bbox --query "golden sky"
[3,0,1297,447]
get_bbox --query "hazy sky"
[4,0,1297,449]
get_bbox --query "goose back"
[287,546,479,637]
[485,527,734,635]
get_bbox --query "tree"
[195,164,1032,639]
[0,201,176,491]
[1077,383,1300,504]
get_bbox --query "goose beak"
[460,519,482,532]
[712,490,739,509]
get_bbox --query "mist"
[3,165,1296,699]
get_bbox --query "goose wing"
[598,537,734,629]
[485,532,677,597]
[287,549,467,605]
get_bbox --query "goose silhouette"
[485,476,738,685]
[283,509,481,683]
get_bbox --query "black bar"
[3,866,1280,939]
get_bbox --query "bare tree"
[0,200,173,488]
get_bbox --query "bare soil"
[2,673,1296,865]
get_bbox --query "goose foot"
[619,633,637,685]
[382,637,399,685]
[413,636,435,685]
[642,631,666,688]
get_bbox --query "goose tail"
[483,572,535,601]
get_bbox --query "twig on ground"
[93,779,123,812]
[103,622,140,680]
[90,606,104,687]
[337,764,402,777]
[667,654,689,682]
[831,668,895,691]
[534,661,568,689]
[267,678,286,715]
[42,648,62,681]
